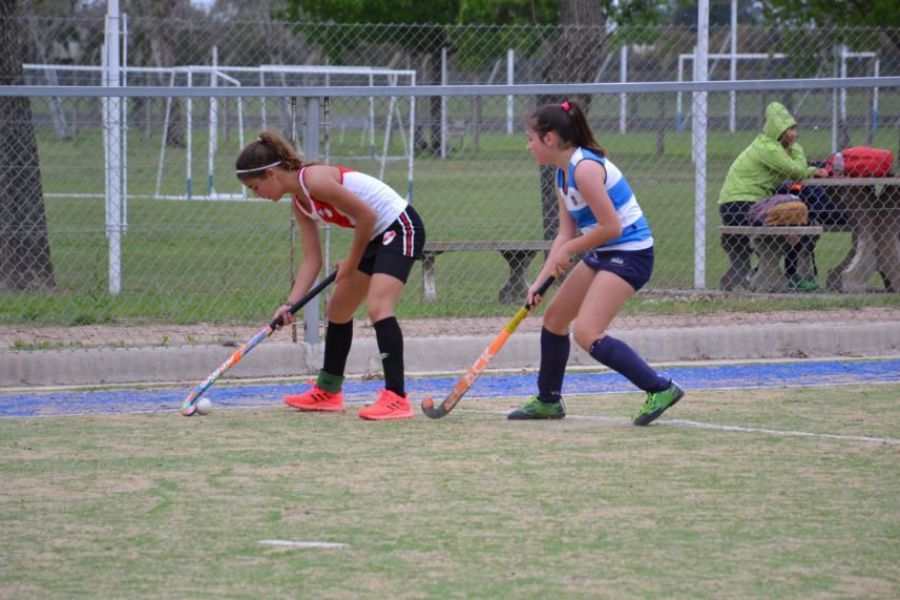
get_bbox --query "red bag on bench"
[826,147,895,177]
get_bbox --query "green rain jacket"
[718,102,818,205]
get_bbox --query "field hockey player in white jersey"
[508,100,683,425]
[235,131,426,420]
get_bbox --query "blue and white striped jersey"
[556,147,653,251]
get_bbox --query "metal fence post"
[303,97,321,345]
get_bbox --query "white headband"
[235,160,282,175]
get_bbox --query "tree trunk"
[150,32,185,148]
[140,0,187,148]
[0,0,55,291]
[538,0,606,241]
[26,15,70,140]
[427,26,447,157]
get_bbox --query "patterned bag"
[747,194,809,226]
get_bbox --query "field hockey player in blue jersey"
[508,100,684,425]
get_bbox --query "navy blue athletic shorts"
[582,246,654,291]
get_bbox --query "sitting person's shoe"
[788,275,820,292]
[743,266,758,289]
[507,396,566,420]
[719,266,753,291]
[284,385,344,412]
[634,380,684,426]
[358,389,414,421]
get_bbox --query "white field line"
[477,410,900,446]
[661,418,900,446]
[259,540,348,549]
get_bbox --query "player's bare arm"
[274,208,322,327]
[570,161,622,253]
[303,165,377,280]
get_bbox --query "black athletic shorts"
[357,205,426,283]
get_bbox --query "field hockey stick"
[421,276,556,419]
[181,270,337,416]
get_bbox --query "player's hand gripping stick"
[181,271,337,416]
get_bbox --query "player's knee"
[572,327,603,351]
[324,306,340,323]
[366,297,395,322]
[543,312,571,335]
[325,301,353,324]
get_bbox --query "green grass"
[1,382,898,598]
[2,118,898,326]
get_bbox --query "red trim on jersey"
[335,166,352,181]
[295,166,356,228]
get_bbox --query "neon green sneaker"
[633,381,684,426]
[507,396,566,420]
[788,275,820,292]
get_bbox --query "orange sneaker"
[358,389,414,421]
[283,385,344,412]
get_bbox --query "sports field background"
[6,122,898,330]
[5,18,899,328]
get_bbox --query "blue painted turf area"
[1,358,897,418]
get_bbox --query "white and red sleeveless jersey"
[293,166,407,239]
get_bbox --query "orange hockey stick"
[420,276,555,419]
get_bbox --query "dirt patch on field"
[2,306,897,350]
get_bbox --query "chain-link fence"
[2,16,899,332]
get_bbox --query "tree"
[0,0,55,291]
[459,0,558,24]
[22,0,71,140]
[130,0,191,148]
[285,1,462,155]
[537,0,606,242]
[760,0,900,52]
[759,0,900,28]
[283,0,572,155]
[283,0,657,153]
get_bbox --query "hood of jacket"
[717,101,815,205]
[763,102,797,142]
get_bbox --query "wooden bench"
[719,225,824,292]
[422,240,552,303]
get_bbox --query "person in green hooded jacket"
[718,102,829,290]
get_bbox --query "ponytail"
[527,100,606,157]
[234,130,306,181]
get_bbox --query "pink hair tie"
[561,101,571,112]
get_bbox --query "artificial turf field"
[1,378,898,598]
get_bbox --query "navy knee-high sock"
[537,328,570,403]
[374,316,405,397]
[589,335,669,393]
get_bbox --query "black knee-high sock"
[318,320,353,392]
[537,327,570,403]
[374,316,405,397]
[589,335,669,393]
